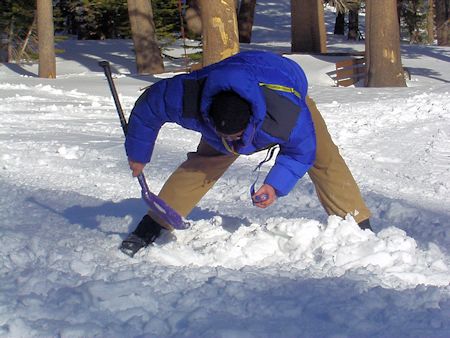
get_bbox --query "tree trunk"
[409,1,420,43]
[334,11,345,35]
[365,0,406,87]
[186,0,202,35]
[37,0,56,78]
[435,0,449,45]
[427,0,435,44]
[347,9,359,40]
[127,0,164,74]
[238,0,257,43]
[198,0,240,66]
[291,0,327,53]
[6,20,15,62]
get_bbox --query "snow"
[0,2,449,337]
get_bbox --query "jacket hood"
[199,63,266,146]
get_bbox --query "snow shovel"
[98,60,190,230]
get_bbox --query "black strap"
[250,145,279,200]
[182,77,206,119]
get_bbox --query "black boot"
[358,219,373,231]
[120,215,163,257]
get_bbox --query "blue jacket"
[125,51,316,197]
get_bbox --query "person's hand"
[252,184,277,208]
[128,159,145,177]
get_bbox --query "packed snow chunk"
[265,218,322,257]
[57,145,83,160]
[39,104,59,112]
[0,83,30,90]
[70,257,96,276]
[36,84,65,96]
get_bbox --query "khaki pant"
[152,97,371,226]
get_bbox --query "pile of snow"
[0,2,449,337]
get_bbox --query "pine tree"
[64,0,130,39]
[54,0,180,41]
[0,1,36,61]
[399,0,427,43]
[152,0,180,40]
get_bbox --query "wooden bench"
[335,57,366,87]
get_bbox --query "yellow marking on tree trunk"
[390,50,396,63]
[212,17,228,45]
[220,46,238,59]
[383,48,397,63]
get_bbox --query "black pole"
[98,61,189,230]
[98,61,128,135]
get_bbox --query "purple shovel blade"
[137,174,190,230]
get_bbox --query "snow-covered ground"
[0,2,449,337]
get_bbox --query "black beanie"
[209,91,252,134]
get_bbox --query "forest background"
[1,0,448,63]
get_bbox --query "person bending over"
[120,50,372,257]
